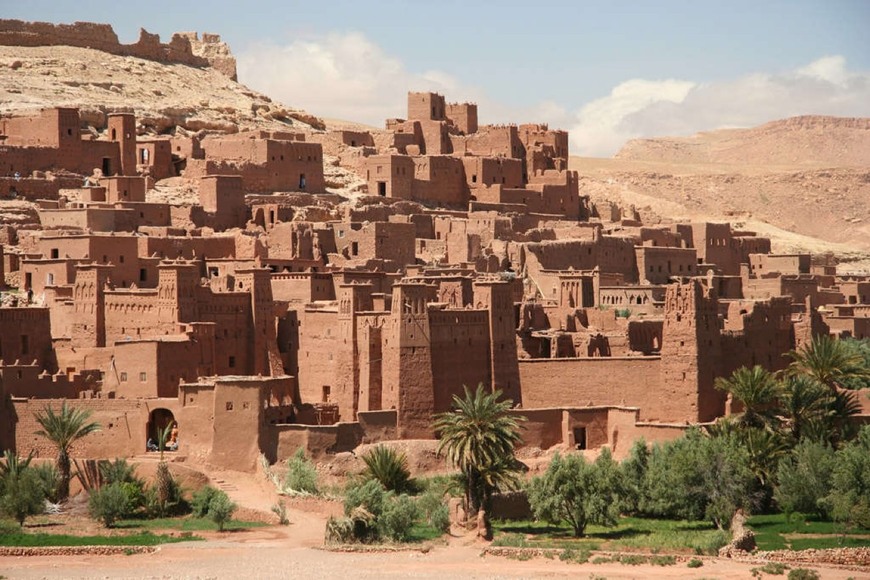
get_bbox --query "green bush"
[758,562,788,575]
[190,486,220,518]
[361,446,414,493]
[284,449,318,495]
[0,469,45,526]
[144,476,187,518]
[417,491,450,533]
[344,479,387,519]
[642,429,757,529]
[206,490,236,532]
[774,439,835,518]
[31,463,61,504]
[827,426,870,528]
[650,555,676,566]
[378,494,419,542]
[787,569,820,580]
[687,558,703,568]
[528,448,624,536]
[89,483,135,527]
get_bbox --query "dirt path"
[1,536,859,580]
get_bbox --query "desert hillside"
[0,44,322,135]
[573,116,870,269]
[616,116,870,167]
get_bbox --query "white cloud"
[238,35,870,158]
[569,56,870,157]
[237,32,480,126]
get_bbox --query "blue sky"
[3,0,869,155]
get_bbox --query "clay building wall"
[103,176,146,203]
[331,221,416,266]
[9,397,172,460]
[840,281,870,305]
[455,125,523,159]
[445,102,478,134]
[296,306,341,411]
[462,157,523,189]
[518,357,665,419]
[408,92,446,121]
[636,246,698,284]
[137,233,237,261]
[411,155,466,205]
[720,297,794,376]
[136,139,175,180]
[0,365,99,399]
[36,208,134,233]
[428,308,492,413]
[270,272,334,303]
[21,258,80,295]
[749,253,811,276]
[0,307,54,369]
[827,316,870,340]
[364,155,414,199]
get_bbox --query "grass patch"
[0,530,201,547]
[493,516,727,555]
[687,557,704,568]
[406,522,443,543]
[747,513,870,551]
[114,516,266,532]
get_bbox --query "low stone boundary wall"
[0,545,157,557]
[755,547,870,567]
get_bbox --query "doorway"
[377,182,387,196]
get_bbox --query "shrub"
[650,555,677,566]
[344,479,387,519]
[378,494,419,542]
[99,458,140,485]
[31,463,61,504]
[758,562,788,575]
[417,491,450,533]
[206,490,236,532]
[0,469,45,526]
[428,503,451,534]
[271,500,289,525]
[147,462,186,517]
[284,449,318,495]
[643,429,757,529]
[528,448,624,536]
[89,483,134,527]
[191,486,220,518]
[787,569,820,580]
[361,446,413,493]
[827,426,870,528]
[324,516,355,544]
[687,558,704,568]
[774,439,835,518]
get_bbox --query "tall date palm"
[34,402,100,501]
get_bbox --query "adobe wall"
[9,397,181,459]
[0,20,235,77]
[429,309,492,413]
[0,307,54,369]
[518,357,667,420]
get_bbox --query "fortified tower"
[473,279,521,406]
[659,279,723,422]
[156,260,200,326]
[107,113,137,176]
[71,264,112,347]
[383,281,437,438]
[235,267,279,377]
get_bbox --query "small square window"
[139,372,147,382]
[120,372,128,382]
[228,356,236,368]
[226,401,234,411]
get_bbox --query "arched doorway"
[147,408,176,451]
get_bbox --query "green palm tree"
[34,402,100,501]
[714,366,782,430]
[433,384,524,520]
[361,445,413,493]
[778,375,830,441]
[787,335,870,391]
